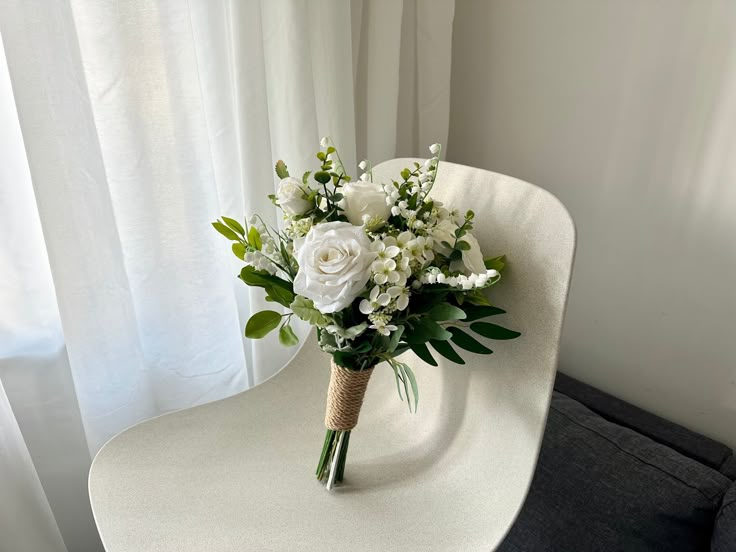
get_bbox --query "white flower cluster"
[284,216,313,239]
[417,267,500,290]
[243,216,279,275]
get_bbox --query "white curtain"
[0,1,454,550]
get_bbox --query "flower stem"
[316,429,353,488]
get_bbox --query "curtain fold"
[0,1,455,550]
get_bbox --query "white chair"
[89,159,576,551]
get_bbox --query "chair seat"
[89,160,576,551]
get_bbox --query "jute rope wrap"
[325,360,374,431]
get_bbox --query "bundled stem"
[316,361,374,488]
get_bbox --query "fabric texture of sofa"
[499,373,735,551]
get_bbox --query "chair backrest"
[371,158,576,502]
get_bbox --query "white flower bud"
[429,143,440,155]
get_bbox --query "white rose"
[341,181,391,226]
[293,221,375,313]
[277,177,312,216]
[431,220,486,275]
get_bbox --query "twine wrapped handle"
[325,360,374,431]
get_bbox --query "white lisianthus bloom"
[293,222,375,313]
[431,220,486,275]
[341,180,391,226]
[277,177,311,216]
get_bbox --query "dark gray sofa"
[499,373,735,551]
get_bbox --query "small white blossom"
[371,257,400,285]
[429,143,440,155]
[320,136,329,148]
[358,160,368,171]
[387,285,410,311]
[371,239,400,259]
[359,286,391,315]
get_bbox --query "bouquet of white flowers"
[213,139,520,490]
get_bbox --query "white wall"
[449,0,736,447]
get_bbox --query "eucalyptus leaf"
[278,324,299,347]
[314,171,331,185]
[245,310,282,339]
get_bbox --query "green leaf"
[410,343,438,366]
[316,151,326,161]
[464,290,492,306]
[391,363,404,401]
[349,341,371,354]
[290,296,328,326]
[275,160,289,179]
[245,310,282,339]
[456,240,471,251]
[265,285,295,308]
[428,304,466,322]
[484,255,506,272]
[302,171,311,185]
[221,216,245,236]
[387,325,405,353]
[239,267,294,293]
[448,327,493,354]
[430,339,465,365]
[314,171,331,185]
[343,323,368,340]
[212,221,239,241]
[470,322,521,340]
[279,324,299,347]
[404,318,452,344]
[400,168,411,180]
[247,226,262,250]
[232,242,245,260]
[463,305,506,322]
[402,364,419,412]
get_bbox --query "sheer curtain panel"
[0,1,455,550]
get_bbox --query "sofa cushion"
[499,392,731,551]
[712,482,736,551]
[554,372,733,472]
